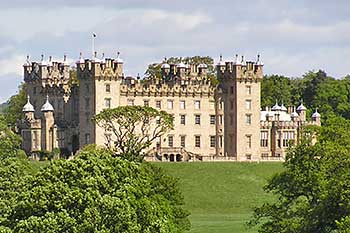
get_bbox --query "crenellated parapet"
[77,52,124,80]
[120,82,215,97]
[24,55,70,85]
[217,54,264,82]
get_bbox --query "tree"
[145,56,215,81]
[1,147,190,232]
[3,83,26,128]
[249,116,350,232]
[0,114,23,159]
[93,106,174,161]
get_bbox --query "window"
[210,136,216,147]
[246,154,252,160]
[156,100,161,109]
[144,100,149,107]
[106,84,111,93]
[209,101,215,110]
[195,135,201,148]
[230,100,234,110]
[195,115,201,125]
[180,135,186,147]
[86,112,90,123]
[261,153,269,159]
[33,131,38,149]
[219,101,223,109]
[156,116,161,125]
[246,85,251,95]
[194,100,201,110]
[218,115,223,125]
[127,99,134,106]
[167,100,173,109]
[246,114,251,125]
[230,86,234,94]
[85,133,90,144]
[33,87,37,94]
[230,115,234,125]
[210,115,216,125]
[283,131,295,147]
[245,100,252,110]
[219,136,223,148]
[85,98,90,109]
[246,135,252,148]
[180,115,186,125]
[260,131,268,147]
[277,131,281,148]
[180,100,186,109]
[105,98,111,108]
[168,135,174,147]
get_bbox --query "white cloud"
[0,54,25,76]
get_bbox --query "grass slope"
[155,162,284,233]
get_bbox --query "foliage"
[249,116,350,233]
[93,106,174,161]
[145,56,216,84]
[261,70,350,120]
[3,83,26,128]
[0,114,23,159]
[1,147,190,233]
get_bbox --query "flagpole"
[92,33,95,59]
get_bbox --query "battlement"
[23,55,70,85]
[120,82,215,97]
[216,54,263,81]
[76,52,124,79]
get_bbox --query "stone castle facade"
[17,53,321,161]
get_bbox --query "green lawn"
[28,160,283,232]
[155,162,284,233]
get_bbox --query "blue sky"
[1,0,350,102]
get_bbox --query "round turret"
[23,55,31,67]
[40,54,47,66]
[77,52,85,64]
[115,51,123,63]
[312,109,321,118]
[234,54,241,65]
[280,102,287,111]
[22,95,35,112]
[93,52,101,63]
[256,54,264,66]
[297,102,307,111]
[271,101,281,111]
[217,55,225,66]
[41,95,54,112]
[198,63,208,69]
[177,62,186,68]
[63,54,70,66]
[161,63,170,69]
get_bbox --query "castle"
[17,52,321,161]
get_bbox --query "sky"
[1,0,350,103]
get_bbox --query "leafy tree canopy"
[93,106,174,161]
[145,56,215,80]
[249,116,350,233]
[3,83,26,128]
[0,146,190,233]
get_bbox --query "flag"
[93,33,97,37]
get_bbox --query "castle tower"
[222,54,263,160]
[161,59,170,79]
[312,109,321,126]
[23,95,35,121]
[297,101,307,121]
[41,95,56,151]
[77,52,123,147]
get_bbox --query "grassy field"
[155,162,284,233]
